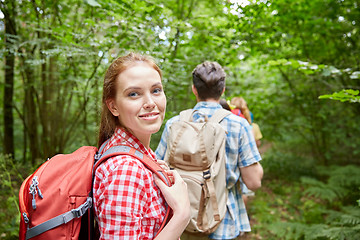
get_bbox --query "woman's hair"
[219,98,231,111]
[98,52,162,147]
[192,61,226,101]
[230,97,252,124]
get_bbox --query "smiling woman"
[93,52,190,239]
[106,62,166,147]
[97,53,164,147]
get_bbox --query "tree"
[1,0,16,158]
[224,0,360,165]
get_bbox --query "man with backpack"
[156,61,263,239]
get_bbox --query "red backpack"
[19,143,172,240]
[231,108,245,119]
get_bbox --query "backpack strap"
[93,145,172,238]
[25,197,93,239]
[97,138,110,154]
[180,109,230,123]
[209,109,231,123]
[179,109,210,122]
[94,145,171,186]
[197,176,221,231]
[179,109,195,121]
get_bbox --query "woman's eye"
[153,88,163,94]
[128,92,139,97]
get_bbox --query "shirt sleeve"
[94,156,161,240]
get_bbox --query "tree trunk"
[39,51,51,158]
[2,1,17,158]
[23,62,41,164]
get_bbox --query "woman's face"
[107,62,166,144]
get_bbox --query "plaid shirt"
[156,102,262,239]
[93,128,166,240]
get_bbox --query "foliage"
[0,154,25,239]
[1,0,359,165]
[261,147,317,182]
[248,164,360,240]
[303,165,360,206]
[319,89,360,103]
[227,0,360,166]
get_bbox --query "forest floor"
[241,141,277,240]
[240,191,270,240]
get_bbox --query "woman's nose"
[143,94,155,109]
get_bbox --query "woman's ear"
[106,99,120,116]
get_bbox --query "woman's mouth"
[139,112,159,120]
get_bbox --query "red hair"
[230,97,251,124]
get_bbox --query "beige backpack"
[164,109,231,235]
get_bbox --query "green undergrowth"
[245,151,360,240]
[0,154,25,240]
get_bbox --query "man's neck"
[198,98,220,103]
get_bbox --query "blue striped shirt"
[155,102,262,239]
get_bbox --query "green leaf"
[350,71,360,79]
[86,0,101,7]
[319,89,360,103]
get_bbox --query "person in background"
[219,98,231,111]
[250,112,263,148]
[93,52,190,239]
[230,97,263,148]
[230,97,251,123]
[156,61,263,240]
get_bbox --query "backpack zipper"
[26,160,50,212]
[29,176,43,210]
[22,212,29,224]
[19,160,50,230]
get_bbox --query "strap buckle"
[71,197,92,219]
[203,170,211,179]
[94,153,102,161]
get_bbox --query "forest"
[1,0,360,239]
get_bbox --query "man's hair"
[192,61,226,101]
